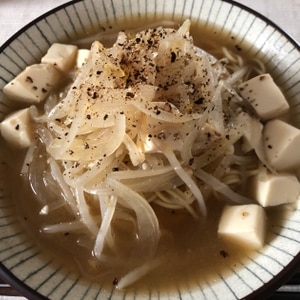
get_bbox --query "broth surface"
[1,17,293,294]
[8,162,285,293]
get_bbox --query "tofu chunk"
[76,49,90,69]
[252,170,300,207]
[41,43,78,72]
[3,63,61,104]
[238,73,289,120]
[0,108,33,148]
[263,119,300,171]
[218,204,266,249]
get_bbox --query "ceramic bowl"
[0,0,299,299]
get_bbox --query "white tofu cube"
[76,49,90,69]
[41,43,78,72]
[3,63,61,104]
[0,108,33,148]
[218,204,266,249]
[238,73,289,120]
[263,119,300,171]
[252,171,300,207]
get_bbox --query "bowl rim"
[0,262,47,300]
[0,0,299,299]
[0,0,299,53]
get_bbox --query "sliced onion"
[106,178,160,257]
[74,186,98,236]
[94,195,117,259]
[42,220,84,233]
[195,168,252,204]
[117,256,162,289]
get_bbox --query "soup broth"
[7,154,285,293]
[1,16,296,295]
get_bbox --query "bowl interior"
[0,0,300,299]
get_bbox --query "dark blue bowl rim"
[0,0,299,299]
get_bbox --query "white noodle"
[156,189,197,218]
[162,147,206,216]
[48,157,77,213]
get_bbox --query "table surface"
[0,0,299,299]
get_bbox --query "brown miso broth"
[1,16,294,295]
